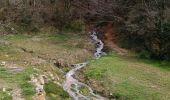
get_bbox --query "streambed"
[63,31,107,100]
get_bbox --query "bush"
[138,50,151,59]
[69,20,85,32]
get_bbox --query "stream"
[63,30,107,100]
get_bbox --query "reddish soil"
[85,22,127,55]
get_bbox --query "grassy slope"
[83,53,170,100]
[0,32,93,100]
[1,33,170,100]
[0,66,36,100]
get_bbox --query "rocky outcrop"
[30,71,61,100]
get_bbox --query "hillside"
[0,0,170,100]
[0,33,169,100]
[77,53,170,100]
[0,32,93,100]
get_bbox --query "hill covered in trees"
[1,0,170,60]
[0,1,170,100]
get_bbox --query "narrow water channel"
[63,30,107,100]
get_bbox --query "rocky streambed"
[62,30,107,100]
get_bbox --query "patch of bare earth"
[12,88,25,100]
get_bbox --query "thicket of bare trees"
[118,0,170,60]
[70,0,170,60]
[0,0,170,60]
[0,0,83,31]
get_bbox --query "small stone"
[36,84,44,95]
[5,55,9,57]
[3,88,6,92]
[49,73,55,80]
[1,61,6,66]
[8,93,11,95]
[11,28,14,31]
[56,82,61,86]
[55,75,60,81]
[39,75,45,85]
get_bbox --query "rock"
[41,74,49,83]
[49,73,55,80]
[39,75,45,85]
[30,74,45,97]
[8,93,11,95]
[1,61,6,66]
[2,88,6,92]
[12,88,24,100]
[54,81,61,86]
[36,84,44,95]
[55,75,60,81]
[5,63,24,74]
[5,55,9,57]
[11,27,14,31]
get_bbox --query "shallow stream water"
[63,31,107,100]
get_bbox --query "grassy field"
[80,53,170,100]
[0,32,93,100]
[1,32,170,100]
[0,66,36,100]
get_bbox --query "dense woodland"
[0,0,170,60]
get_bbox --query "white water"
[63,31,107,100]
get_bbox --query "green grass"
[16,68,36,98]
[0,45,11,52]
[140,59,170,71]
[0,33,92,64]
[44,82,71,100]
[0,91,12,100]
[0,66,36,99]
[46,33,70,42]
[0,67,14,82]
[0,34,31,41]
[0,32,93,99]
[1,32,170,100]
[84,53,170,100]
[79,86,91,96]
[20,82,35,97]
